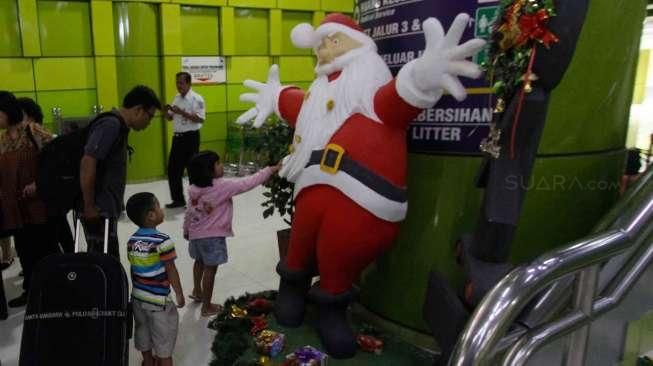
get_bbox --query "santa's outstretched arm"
[377,14,486,130]
[236,65,305,128]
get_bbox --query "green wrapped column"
[359,0,646,332]
[113,2,166,182]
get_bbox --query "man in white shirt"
[164,72,206,208]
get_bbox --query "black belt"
[173,130,199,137]
[306,144,407,203]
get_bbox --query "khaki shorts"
[133,298,179,358]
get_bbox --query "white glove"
[236,64,282,128]
[397,14,486,107]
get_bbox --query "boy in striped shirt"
[126,192,185,366]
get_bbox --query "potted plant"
[251,118,295,258]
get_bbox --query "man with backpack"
[80,86,161,259]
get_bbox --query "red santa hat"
[291,13,376,49]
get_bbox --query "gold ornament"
[256,330,277,343]
[480,124,502,159]
[494,98,506,113]
[521,73,538,93]
[497,0,525,50]
[258,356,272,366]
[229,305,248,318]
[499,24,521,50]
[294,135,302,144]
[326,99,335,111]
[288,144,295,154]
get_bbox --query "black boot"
[309,285,357,359]
[274,262,312,327]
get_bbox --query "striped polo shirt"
[127,228,177,306]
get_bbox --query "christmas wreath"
[208,291,277,366]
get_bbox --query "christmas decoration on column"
[480,0,559,159]
[422,0,590,362]
[237,13,485,358]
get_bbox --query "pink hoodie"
[183,167,274,240]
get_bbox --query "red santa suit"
[278,74,423,294]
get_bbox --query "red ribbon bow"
[516,9,559,48]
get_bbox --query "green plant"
[252,119,295,225]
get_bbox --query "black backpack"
[36,112,123,216]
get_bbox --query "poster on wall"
[356,0,500,155]
[181,57,226,84]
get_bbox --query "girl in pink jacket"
[184,151,278,316]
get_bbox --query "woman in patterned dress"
[0,91,60,308]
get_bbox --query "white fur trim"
[293,165,408,222]
[315,23,375,48]
[396,60,443,109]
[274,85,296,121]
[291,23,318,48]
[291,22,375,49]
[314,43,377,76]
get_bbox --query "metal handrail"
[449,168,653,366]
[515,168,653,330]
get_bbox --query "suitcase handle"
[74,217,110,254]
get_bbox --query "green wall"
[0,1,22,57]
[0,0,354,182]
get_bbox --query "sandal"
[201,304,223,317]
[188,294,202,302]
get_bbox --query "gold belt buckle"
[320,143,345,175]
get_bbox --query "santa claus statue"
[237,13,485,358]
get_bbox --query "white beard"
[279,49,393,182]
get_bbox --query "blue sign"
[356,0,500,155]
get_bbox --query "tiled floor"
[0,179,287,366]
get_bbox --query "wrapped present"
[255,330,286,357]
[229,304,248,318]
[357,334,383,354]
[284,346,327,366]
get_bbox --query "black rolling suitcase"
[19,218,130,366]
[0,266,7,321]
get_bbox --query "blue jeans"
[189,237,227,266]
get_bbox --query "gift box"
[357,334,383,354]
[255,330,286,357]
[284,346,328,366]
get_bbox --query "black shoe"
[309,285,357,359]
[165,201,186,209]
[9,292,28,308]
[274,262,312,327]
